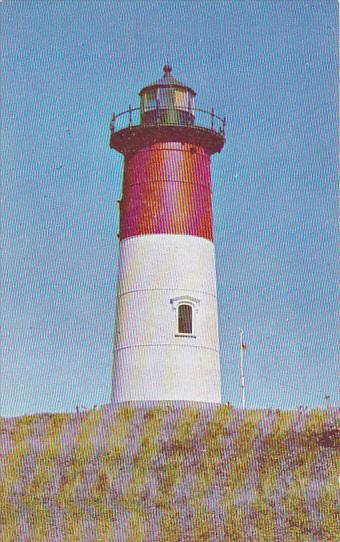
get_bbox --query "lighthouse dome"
[139,65,196,127]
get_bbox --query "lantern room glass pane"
[143,90,157,111]
[188,94,195,112]
[178,304,193,334]
[157,88,192,111]
[173,89,189,110]
[158,87,174,108]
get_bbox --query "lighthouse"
[110,65,225,403]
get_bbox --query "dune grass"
[0,403,338,541]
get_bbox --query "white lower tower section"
[112,234,221,403]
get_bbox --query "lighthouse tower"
[110,65,225,403]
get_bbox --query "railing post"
[110,113,115,133]
[211,108,215,130]
[128,105,132,128]
[156,98,160,126]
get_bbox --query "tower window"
[170,295,199,338]
[178,304,193,335]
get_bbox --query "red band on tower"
[119,142,214,241]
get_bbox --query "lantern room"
[139,64,196,127]
[110,65,225,155]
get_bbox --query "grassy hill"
[0,402,338,542]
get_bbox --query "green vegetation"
[0,403,338,541]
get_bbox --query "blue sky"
[1,1,338,416]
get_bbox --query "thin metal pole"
[110,113,115,133]
[240,329,246,409]
[156,98,160,125]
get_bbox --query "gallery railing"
[110,106,226,137]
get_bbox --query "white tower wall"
[112,234,221,403]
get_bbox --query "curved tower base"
[112,347,221,403]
